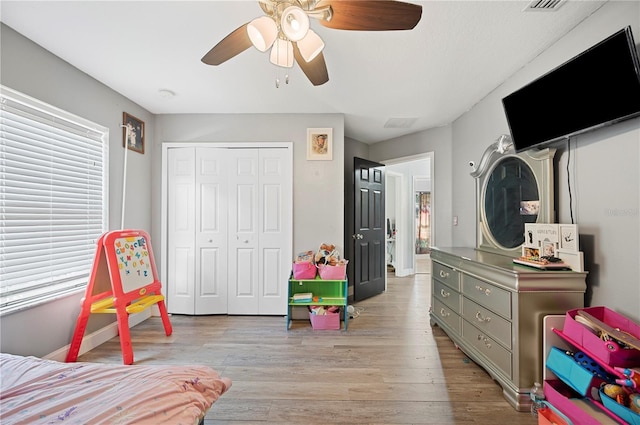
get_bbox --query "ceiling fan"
[201,0,422,86]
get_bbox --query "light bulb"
[281,6,309,42]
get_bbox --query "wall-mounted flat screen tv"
[502,26,640,153]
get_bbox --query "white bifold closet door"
[166,146,291,315]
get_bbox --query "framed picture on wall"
[306,128,332,161]
[122,112,145,154]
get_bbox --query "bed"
[0,353,232,425]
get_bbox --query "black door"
[352,158,386,301]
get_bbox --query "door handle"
[352,234,364,240]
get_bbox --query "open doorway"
[414,181,431,274]
[383,153,434,276]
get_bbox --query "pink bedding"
[0,353,231,425]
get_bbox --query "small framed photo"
[307,128,332,161]
[559,224,579,251]
[122,112,145,154]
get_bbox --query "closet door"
[258,148,292,314]
[167,147,196,314]
[167,147,228,314]
[227,150,260,314]
[227,148,291,315]
[194,147,228,314]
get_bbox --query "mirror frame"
[471,142,556,257]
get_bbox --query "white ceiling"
[0,0,607,144]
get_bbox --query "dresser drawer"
[432,261,460,291]
[462,320,512,379]
[433,279,461,313]
[462,297,511,349]
[432,299,461,334]
[462,275,511,319]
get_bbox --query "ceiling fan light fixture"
[281,5,310,42]
[269,38,294,67]
[297,29,324,62]
[247,16,277,52]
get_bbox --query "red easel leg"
[157,300,173,336]
[115,306,134,365]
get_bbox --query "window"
[0,86,108,314]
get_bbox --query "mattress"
[0,353,231,425]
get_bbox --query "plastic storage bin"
[292,262,317,279]
[309,312,340,330]
[538,401,573,425]
[563,306,640,368]
[317,263,347,280]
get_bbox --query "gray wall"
[0,23,347,357]
[1,0,638,356]
[0,23,154,357]
[152,114,345,260]
[370,124,454,249]
[373,1,640,322]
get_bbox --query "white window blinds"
[0,86,108,313]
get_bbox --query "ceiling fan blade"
[202,23,252,66]
[317,0,422,31]
[293,43,329,86]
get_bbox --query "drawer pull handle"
[439,270,449,279]
[475,311,491,323]
[474,285,491,296]
[439,308,450,317]
[477,334,492,349]
[440,288,450,298]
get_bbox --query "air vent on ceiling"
[384,118,417,129]
[523,0,566,11]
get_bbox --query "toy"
[614,367,640,389]
[630,393,640,414]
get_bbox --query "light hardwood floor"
[78,273,537,424]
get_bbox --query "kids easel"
[66,229,172,365]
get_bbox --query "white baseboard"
[45,310,151,362]
[396,267,414,277]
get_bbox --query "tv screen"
[503,26,640,153]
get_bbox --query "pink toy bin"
[563,306,640,368]
[292,262,317,280]
[309,312,340,330]
[317,262,347,280]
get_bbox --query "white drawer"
[432,261,460,291]
[432,299,461,334]
[462,275,511,319]
[433,279,461,314]
[462,320,512,379]
[462,297,511,349]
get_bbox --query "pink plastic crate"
[309,312,340,330]
[563,306,640,368]
[317,263,346,280]
[292,262,316,279]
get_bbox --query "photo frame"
[559,224,579,251]
[122,112,145,154]
[306,128,332,161]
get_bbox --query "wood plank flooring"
[78,273,537,424]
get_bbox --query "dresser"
[429,247,586,411]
